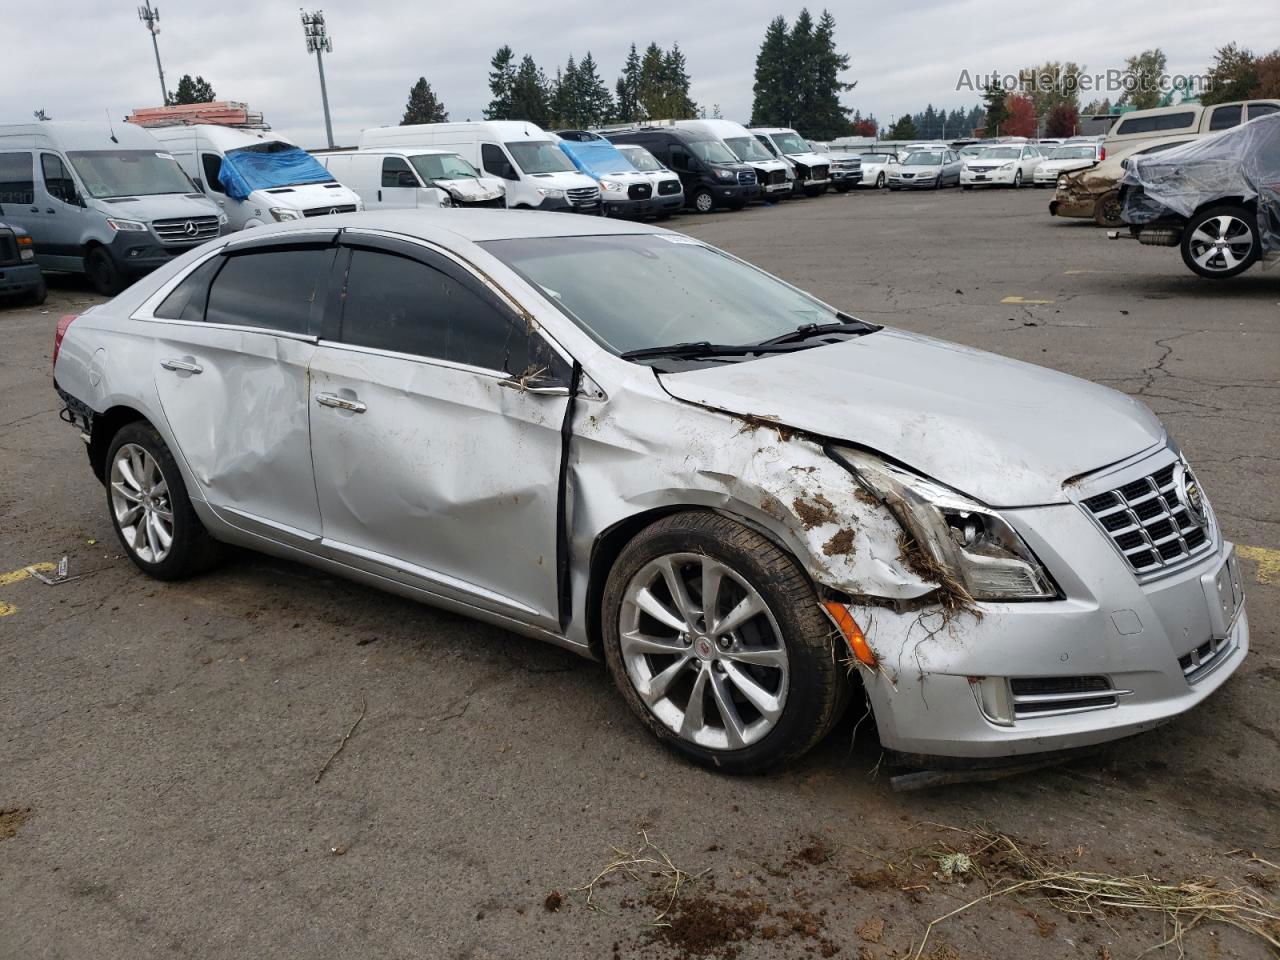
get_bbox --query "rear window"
[0,152,35,205]
[154,256,223,322]
[1114,111,1196,135]
[205,247,332,335]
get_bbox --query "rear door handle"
[160,358,203,374]
[316,392,367,413]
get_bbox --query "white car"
[961,143,1046,189]
[612,143,685,218]
[1033,143,1104,187]
[854,152,897,189]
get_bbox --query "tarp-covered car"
[1119,113,1280,278]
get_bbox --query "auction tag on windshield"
[155,152,175,160]
[659,235,704,245]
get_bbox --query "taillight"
[53,314,77,373]
[1099,146,1106,161]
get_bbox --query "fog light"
[971,676,1015,726]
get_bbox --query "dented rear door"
[308,235,570,629]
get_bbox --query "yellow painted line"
[1238,545,1280,585]
[0,563,56,587]
[0,601,16,617]
[1001,295,1056,305]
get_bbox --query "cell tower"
[138,1,168,105]
[301,9,335,148]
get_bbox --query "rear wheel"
[1180,205,1260,279]
[602,511,848,774]
[86,247,125,296]
[106,421,223,580]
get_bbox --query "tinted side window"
[481,144,516,180]
[202,153,225,194]
[340,248,553,376]
[154,256,223,322]
[669,144,691,170]
[206,247,330,334]
[41,154,77,204]
[0,152,35,205]
[1209,105,1242,130]
[381,156,414,187]
[1249,103,1279,119]
[1116,111,1196,135]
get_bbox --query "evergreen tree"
[509,55,551,128]
[886,116,918,140]
[789,9,816,127]
[615,43,643,122]
[981,82,1008,135]
[485,45,517,120]
[169,74,216,105]
[550,61,576,127]
[575,52,615,126]
[401,77,448,125]
[751,16,792,126]
[802,9,853,138]
[638,42,666,118]
[662,44,697,118]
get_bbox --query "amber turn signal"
[822,602,875,667]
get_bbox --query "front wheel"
[1094,190,1124,227]
[26,277,48,306]
[692,189,715,214]
[106,421,223,580]
[86,247,125,296]
[876,172,885,188]
[1012,170,1023,188]
[602,511,848,774]
[1180,205,1260,279]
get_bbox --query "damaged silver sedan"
[52,211,1248,776]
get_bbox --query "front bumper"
[535,196,602,215]
[0,261,43,296]
[602,196,653,218]
[1049,195,1099,219]
[962,167,1016,186]
[889,174,940,189]
[109,234,207,274]
[852,496,1247,759]
[831,169,863,184]
[709,183,760,204]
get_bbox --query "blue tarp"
[557,140,638,179]
[217,145,335,201]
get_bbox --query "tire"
[105,421,223,581]
[26,277,48,306]
[692,189,715,214]
[86,246,125,296]
[1012,170,1023,189]
[1180,204,1260,279]
[875,173,885,189]
[1094,190,1124,228]
[602,511,849,774]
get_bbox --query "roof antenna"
[106,108,119,144]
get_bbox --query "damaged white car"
[52,211,1248,779]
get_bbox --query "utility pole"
[301,9,335,148]
[137,2,168,105]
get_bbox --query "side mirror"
[396,171,419,188]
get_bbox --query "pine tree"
[751,16,792,126]
[169,74,216,105]
[789,9,816,127]
[980,83,1008,135]
[401,77,448,124]
[638,43,666,119]
[615,43,642,122]
[509,55,552,128]
[663,44,697,119]
[887,116,918,140]
[576,52,615,126]
[485,46,517,120]
[802,9,853,138]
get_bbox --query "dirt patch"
[544,890,564,912]
[856,915,885,942]
[790,835,836,868]
[822,528,856,557]
[793,494,838,530]
[645,889,766,960]
[0,807,32,841]
[853,486,881,507]
[735,414,795,442]
[896,531,981,620]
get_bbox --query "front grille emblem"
[1177,462,1206,527]
[183,220,198,237]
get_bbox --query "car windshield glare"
[411,153,480,181]
[725,136,773,162]
[67,150,195,199]
[904,152,942,165]
[506,140,575,174]
[482,234,841,356]
[618,147,662,171]
[688,140,738,164]
[771,132,810,154]
[979,147,1020,159]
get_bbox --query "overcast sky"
[8,1,1268,147]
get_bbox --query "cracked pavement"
[1,188,1277,959]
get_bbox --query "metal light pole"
[301,10,335,148]
[138,2,168,105]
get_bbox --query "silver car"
[52,212,1248,775]
[887,150,964,189]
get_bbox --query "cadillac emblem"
[1176,462,1206,527]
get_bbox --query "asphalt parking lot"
[2,187,1277,960]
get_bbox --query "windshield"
[1049,146,1096,160]
[978,147,1021,159]
[67,150,195,199]
[482,234,839,355]
[771,132,810,155]
[725,136,773,162]
[904,152,942,165]
[410,153,480,181]
[506,140,575,174]
[960,146,984,157]
[688,140,738,164]
[617,145,663,172]
[862,153,894,163]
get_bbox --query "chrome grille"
[1010,676,1121,717]
[151,216,221,245]
[303,204,357,218]
[736,170,757,186]
[1081,461,1213,574]
[0,229,17,265]
[567,187,600,206]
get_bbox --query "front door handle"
[160,358,203,374]
[316,392,367,413]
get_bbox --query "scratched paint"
[1237,545,1279,585]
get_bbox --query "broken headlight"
[830,447,1058,601]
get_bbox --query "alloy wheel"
[1187,214,1254,273]
[619,553,789,751]
[110,443,175,564]
[694,191,714,213]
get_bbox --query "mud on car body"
[51,211,1248,778]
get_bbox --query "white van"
[674,120,793,199]
[749,127,832,196]
[0,121,223,294]
[359,121,601,213]
[148,124,362,230]
[315,149,506,210]
[1104,100,1280,161]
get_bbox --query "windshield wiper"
[755,318,879,347]
[620,341,803,362]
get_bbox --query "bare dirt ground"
[1,187,1277,959]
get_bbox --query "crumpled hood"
[658,329,1164,506]
[435,177,504,202]
[1038,158,1096,175]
